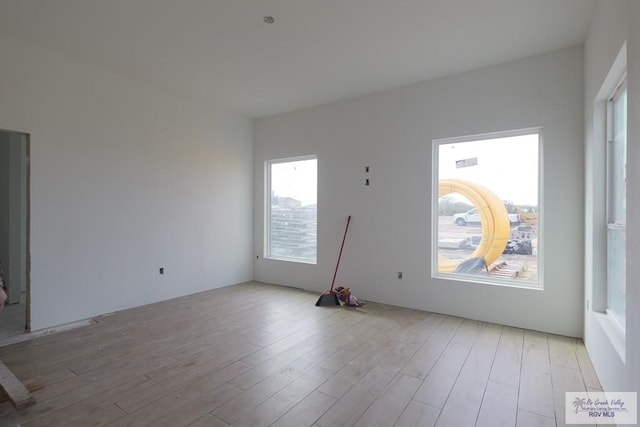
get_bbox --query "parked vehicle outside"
[453,208,521,226]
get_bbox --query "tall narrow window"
[433,129,541,288]
[606,77,626,332]
[266,156,317,264]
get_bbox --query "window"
[433,129,541,288]
[266,156,317,263]
[606,77,626,332]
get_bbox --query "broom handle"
[330,215,351,292]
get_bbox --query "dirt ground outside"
[436,215,538,281]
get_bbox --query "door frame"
[1,128,31,332]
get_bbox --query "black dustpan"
[316,216,351,307]
[315,292,340,306]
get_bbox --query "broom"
[316,215,351,306]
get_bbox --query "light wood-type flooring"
[0,282,601,426]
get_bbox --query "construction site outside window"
[432,129,541,288]
[265,155,318,264]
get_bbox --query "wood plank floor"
[0,282,601,427]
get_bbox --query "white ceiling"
[0,0,595,118]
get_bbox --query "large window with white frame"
[433,129,541,288]
[606,76,626,333]
[266,155,317,264]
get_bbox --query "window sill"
[264,256,317,265]
[433,271,542,290]
[594,311,625,363]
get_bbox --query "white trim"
[591,42,627,360]
[606,78,627,226]
[595,42,627,100]
[590,42,627,315]
[433,127,543,146]
[436,271,544,291]
[264,155,318,264]
[606,308,626,335]
[264,256,317,265]
[594,311,625,363]
[604,76,627,341]
[432,128,543,289]
[267,154,318,166]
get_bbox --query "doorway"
[0,129,30,340]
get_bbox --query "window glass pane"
[610,89,627,225]
[607,227,625,330]
[434,131,540,287]
[268,157,317,263]
[606,80,626,331]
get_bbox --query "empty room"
[0,1,638,426]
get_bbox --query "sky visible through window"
[439,134,538,205]
[271,158,317,205]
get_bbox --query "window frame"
[605,75,627,334]
[431,127,543,289]
[589,43,627,362]
[265,154,318,264]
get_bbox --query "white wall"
[584,0,640,393]
[0,35,254,330]
[254,46,585,337]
